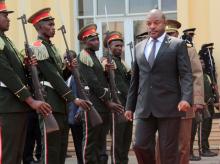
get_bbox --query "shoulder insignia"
[0,37,5,51]
[79,49,94,67]
[33,40,43,47]
[31,40,49,60]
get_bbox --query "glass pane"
[102,21,125,59]
[165,13,177,20]
[78,0,93,16]
[78,19,94,50]
[161,0,177,11]
[97,0,125,15]
[133,20,148,44]
[129,0,158,13]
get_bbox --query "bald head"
[147,9,166,21]
[146,9,166,39]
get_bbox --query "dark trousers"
[23,112,42,164]
[202,105,214,151]
[0,113,28,164]
[82,112,111,164]
[40,113,69,164]
[190,118,197,154]
[69,124,83,164]
[133,116,180,164]
[111,121,133,164]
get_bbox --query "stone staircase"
[67,118,220,157]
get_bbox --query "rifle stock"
[58,25,103,127]
[18,14,59,133]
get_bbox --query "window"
[161,0,177,11]
[129,0,158,13]
[78,0,93,16]
[97,0,125,15]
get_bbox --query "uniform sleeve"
[79,61,110,102]
[0,48,31,101]
[37,59,76,102]
[188,47,205,105]
[31,43,76,102]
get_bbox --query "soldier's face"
[146,12,166,39]
[0,13,10,32]
[110,41,124,57]
[85,36,100,51]
[39,20,55,38]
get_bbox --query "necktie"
[148,39,157,67]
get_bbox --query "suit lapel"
[153,35,171,68]
[138,38,151,67]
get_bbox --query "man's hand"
[178,100,190,112]
[26,97,52,117]
[24,55,38,66]
[65,58,78,71]
[105,63,116,72]
[105,101,124,114]
[192,104,204,112]
[124,111,133,122]
[74,98,92,111]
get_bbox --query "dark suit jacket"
[126,34,193,118]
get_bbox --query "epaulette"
[31,40,49,60]
[0,37,5,51]
[33,40,43,47]
[79,49,94,67]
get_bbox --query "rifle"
[199,43,219,105]
[127,41,134,68]
[207,47,220,106]
[18,14,59,133]
[58,25,103,127]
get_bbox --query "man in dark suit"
[125,9,193,164]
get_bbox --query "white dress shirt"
[144,32,166,61]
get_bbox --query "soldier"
[102,31,132,164]
[27,8,91,164]
[77,24,124,164]
[156,21,205,164]
[181,28,205,161]
[0,2,52,164]
[199,44,217,157]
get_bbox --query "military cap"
[166,19,181,33]
[183,28,196,35]
[28,8,54,25]
[201,43,214,50]
[77,24,99,41]
[0,1,14,13]
[136,31,149,40]
[103,31,123,48]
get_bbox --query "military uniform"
[28,8,76,164]
[201,73,215,153]
[102,31,132,164]
[77,24,112,164]
[0,2,31,163]
[199,43,217,157]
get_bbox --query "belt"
[0,82,7,88]
[40,81,53,89]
